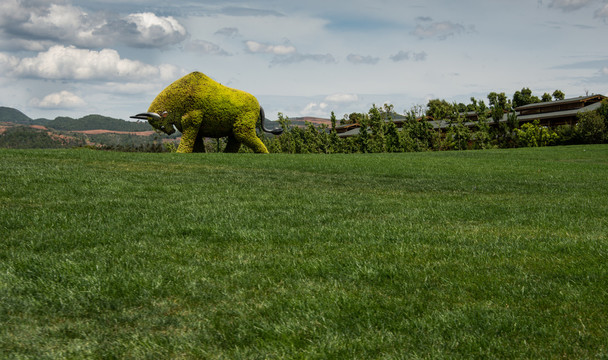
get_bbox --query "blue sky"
[0,0,607,121]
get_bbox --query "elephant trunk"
[260,107,283,135]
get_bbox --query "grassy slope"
[0,146,607,358]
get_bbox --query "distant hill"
[0,106,152,132]
[0,107,33,125]
[288,117,332,128]
[0,106,335,132]
[0,124,86,149]
[38,114,152,132]
[0,106,164,150]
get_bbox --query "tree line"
[0,125,170,151]
[250,88,608,154]
[4,88,605,153]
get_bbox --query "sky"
[0,0,607,121]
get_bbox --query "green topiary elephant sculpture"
[131,71,282,153]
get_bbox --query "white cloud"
[390,51,427,62]
[0,2,187,50]
[602,67,608,75]
[325,93,359,103]
[303,102,329,116]
[412,21,473,40]
[215,27,240,37]
[2,45,181,81]
[245,40,296,55]
[270,53,336,66]
[5,2,106,49]
[121,12,187,48]
[0,0,28,26]
[0,52,18,69]
[95,82,158,95]
[548,0,595,11]
[347,54,380,65]
[595,4,608,19]
[30,91,86,109]
[185,39,231,56]
[220,6,284,17]
[245,40,335,66]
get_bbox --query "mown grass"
[1,146,607,359]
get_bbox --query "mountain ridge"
[0,106,152,132]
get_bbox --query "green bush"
[598,99,608,127]
[575,110,606,144]
[554,124,577,145]
[515,120,558,147]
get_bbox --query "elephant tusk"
[130,112,161,121]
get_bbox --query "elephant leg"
[233,112,269,154]
[177,111,203,153]
[177,127,199,153]
[224,135,241,153]
[193,134,206,153]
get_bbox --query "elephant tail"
[260,107,283,135]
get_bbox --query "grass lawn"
[1,145,607,358]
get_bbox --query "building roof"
[515,100,603,123]
[515,94,605,111]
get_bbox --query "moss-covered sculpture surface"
[131,72,280,153]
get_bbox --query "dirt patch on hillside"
[73,130,156,136]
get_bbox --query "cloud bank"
[0,1,187,50]
[347,54,380,65]
[245,40,297,55]
[185,40,231,56]
[325,93,359,103]
[246,40,335,66]
[548,0,595,11]
[412,21,474,40]
[595,4,608,19]
[390,51,428,62]
[30,91,86,109]
[1,45,181,81]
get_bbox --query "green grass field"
[1,146,607,359]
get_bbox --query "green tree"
[542,93,553,102]
[329,111,341,153]
[357,114,370,153]
[552,90,565,101]
[426,99,453,120]
[276,113,295,153]
[470,98,492,149]
[512,87,541,108]
[384,120,400,152]
[443,116,472,151]
[456,103,468,114]
[343,112,364,125]
[487,92,509,123]
[368,104,385,153]
[301,122,328,153]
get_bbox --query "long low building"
[515,94,605,127]
[335,94,607,138]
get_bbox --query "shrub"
[515,120,558,147]
[598,99,608,128]
[576,110,606,144]
[554,125,577,145]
